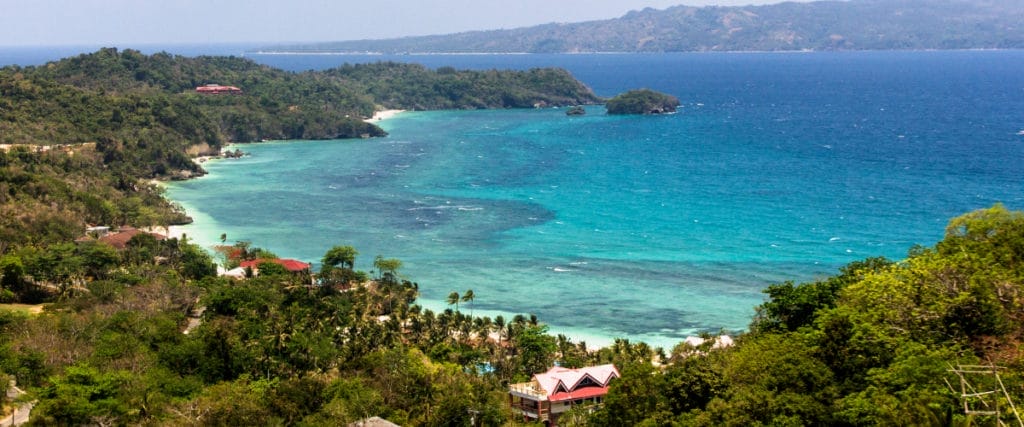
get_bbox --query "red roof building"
[239,258,311,273]
[195,84,242,94]
[509,364,620,426]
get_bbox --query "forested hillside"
[0,49,600,247]
[324,63,602,111]
[267,0,1024,53]
[6,48,602,143]
[589,205,1024,425]
[8,48,383,144]
[14,48,599,143]
[1,206,1022,425]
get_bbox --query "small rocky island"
[606,89,680,115]
[566,105,587,116]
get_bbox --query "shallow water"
[166,51,1024,348]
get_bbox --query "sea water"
[161,51,1024,349]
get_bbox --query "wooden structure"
[509,364,619,426]
[946,363,1023,426]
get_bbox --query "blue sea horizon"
[152,50,1024,349]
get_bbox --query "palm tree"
[461,289,475,317]
[374,256,402,283]
[447,291,461,312]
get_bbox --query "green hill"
[606,89,680,115]
[0,49,601,246]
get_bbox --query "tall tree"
[322,245,358,271]
[373,256,402,284]
[447,291,460,312]
[461,289,475,317]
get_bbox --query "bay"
[165,51,1024,348]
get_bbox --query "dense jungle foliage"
[322,64,603,111]
[0,147,192,249]
[1,206,1023,425]
[605,89,680,115]
[7,48,600,143]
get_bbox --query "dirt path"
[183,303,205,335]
[0,304,44,316]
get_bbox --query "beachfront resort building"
[509,364,620,426]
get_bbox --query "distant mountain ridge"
[261,0,1024,53]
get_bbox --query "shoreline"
[161,109,407,250]
[158,109,741,353]
[366,109,406,123]
[190,143,241,166]
[165,225,188,240]
[140,225,189,241]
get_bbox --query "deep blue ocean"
[7,47,1022,348]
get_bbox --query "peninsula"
[0,48,602,245]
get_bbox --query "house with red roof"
[509,364,620,426]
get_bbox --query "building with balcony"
[509,364,619,426]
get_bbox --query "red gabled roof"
[549,385,612,402]
[531,364,620,402]
[239,258,310,272]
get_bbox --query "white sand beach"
[366,109,405,122]
[165,225,188,240]
[140,225,188,240]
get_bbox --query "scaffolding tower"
[946,364,1022,427]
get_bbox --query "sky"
[0,0,811,47]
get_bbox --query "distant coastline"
[255,0,1024,55]
[248,50,534,56]
[249,47,1024,57]
[365,109,406,123]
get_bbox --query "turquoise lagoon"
[166,52,1024,348]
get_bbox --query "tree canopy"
[2,204,1023,425]
[606,89,680,115]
